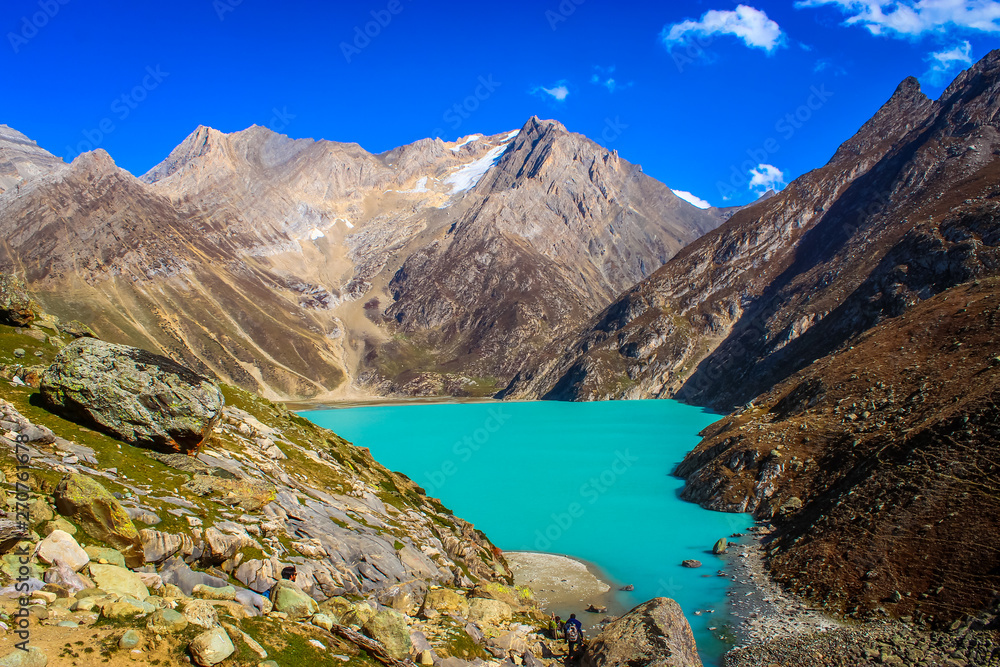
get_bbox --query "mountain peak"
[0,124,68,195]
[69,148,119,176]
[521,116,567,135]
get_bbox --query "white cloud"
[748,163,786,194]
[795,0,1000,37]
[544,85,569,100]
[925,40,974,82]
[532,82,570,101]
[662,5,786,52]
[590,66,632,92]
[671,189,713,209]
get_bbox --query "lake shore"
[289,395,503,411]
[505,551,628,632]
[724,524,841,650]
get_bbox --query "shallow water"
[303,400,749,665]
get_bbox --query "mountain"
[677,277,1000,625]
[0,118,721,400]
[504,51,1000,411]
[0,124,67,195]
[503,50,1000,626]
[383,117,722,386]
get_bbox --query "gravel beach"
[722,525,1000,667]
[505,551,626,631]
[725,525,841,648]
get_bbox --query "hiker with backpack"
[564,613,583,659]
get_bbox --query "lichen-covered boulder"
[40,338,224,453]
[270,580,318,619]
[420,587,470,618]
[56,320,96,339]
[89,564,149,600]
[578,598,703,667]
[362,609,413,660]
[53,474,144,568]
[0,274,38,327]
[189,627,235,666]
[467,598,512,626]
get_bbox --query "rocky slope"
[0,283,708,667]
[503,50,1000,411]
[677,278,1000,626]
[0,124,66,195]
[0,118,720,401]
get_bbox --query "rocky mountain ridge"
[0,118,722,401]
[500,49,1000,634]
[503,51,1000,412]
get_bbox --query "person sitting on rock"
[565,613,583,659]
[281,565,298,582]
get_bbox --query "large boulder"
[467,598,512,626]
[189,627,235,666]
[52,474,144,568]
[0,275,38,327]
[147,608,189,634]
[578,598,703,667]
[35,530,89,571]
[420,587,470,618]
[40,338,224,454]
[270,580,318,619]
[88,564,149,599]
[362,609,413,660]
[140,529,191,563]
[0,646,47,667]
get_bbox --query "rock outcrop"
[40,338,224,453]
[0,124,66,195]
[53,473,145,568]
[0,274,37,327]
[579,597,703,667]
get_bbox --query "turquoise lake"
[303,400,749,665]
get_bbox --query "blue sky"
[2,0,997,207]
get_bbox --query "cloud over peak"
[662,5,786,53]
[925,40,974,83]
[531,81,570,101]
[749,163,786,195]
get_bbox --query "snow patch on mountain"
[443,142,509,195]
[449,135,481,152]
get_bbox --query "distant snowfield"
[449,134,481,151]
[443,140,511,194]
